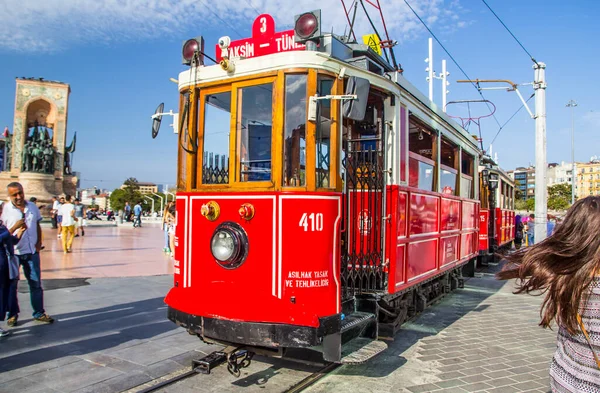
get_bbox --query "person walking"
[526,213,535,246]
[162,201,173,253]
[1,182,54,325]
[0,201,26,337]
[58,195,77,253]
[498,196,600,393]
[124,202,131,222]
[51,196,59,229]
[514,214,524,250]
[56,196,65,238]
[74,198,86,237]
[168,203,176,258]
[133,202,142,228]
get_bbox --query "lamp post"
[165,191,175,203]
[566,100,577,204]
[152,193,164,215]
[143,196,155,214]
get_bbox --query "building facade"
[577,158,600,198]
[509,166,535,200]
[121,182,158,194]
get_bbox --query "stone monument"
[0,78,78,201]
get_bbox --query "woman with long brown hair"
[498,196,600,392]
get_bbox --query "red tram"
[477,158,515,265]
[160,11,485,366]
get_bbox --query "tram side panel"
[387,185,479,294]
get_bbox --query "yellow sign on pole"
[362,34,382,56]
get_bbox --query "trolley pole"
[533,62,547,243]
[426,38,433,101]
[566,99,577,204]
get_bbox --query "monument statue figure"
[63,132,76,175]
[22,141,32,172]
[5,132,12,171]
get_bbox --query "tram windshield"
[177,71,345,192]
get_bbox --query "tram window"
[283,74,307,187]
[316,76,334,188]
[201,92,232,185]
[408,116,435,191]
[440,137,458,195]
[237,83,273,182]
[460,151,474,198]
[178,91,190,190]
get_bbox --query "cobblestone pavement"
[306,271,555,393]
[0,262,556,392]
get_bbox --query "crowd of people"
[0,185,176,340]
[514,213,560,249]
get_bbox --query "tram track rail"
[125,356,339,393]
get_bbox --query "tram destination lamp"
[294,10,321,49]
[182,36,205,66]
[488,173,499,190]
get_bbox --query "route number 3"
[259,17,267,33]
[299,213,324,232]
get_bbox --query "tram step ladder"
[339,311,387,364]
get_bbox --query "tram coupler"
[192,351,228,374]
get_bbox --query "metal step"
[341,312,375,333]
[341,338,387,364]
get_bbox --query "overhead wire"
[488,93,534,147]
[402,0,501,145]
[244,0,262,17]
[480,0,539,67]
[199,0,245,39]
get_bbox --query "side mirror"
[343,76,370,121]
[151,103,164,139]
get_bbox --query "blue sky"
[0,0,597,190]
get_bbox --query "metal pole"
[428,38,433,101]
[534,62,547,243]
[442,59,447,112]
[566,100,577,204]
[165,191,175,203]
[152,192,164,214]
[144,196,155,214]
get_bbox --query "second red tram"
[477,158,515,265]
[163,11,484,366]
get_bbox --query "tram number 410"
[299,213,324,232]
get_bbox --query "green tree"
[110,178,143,211]
[525,198,535,211]
[514,179,524,200]
[548,183,572,211]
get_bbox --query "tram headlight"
[210,222,249,269]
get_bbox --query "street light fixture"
[566,99,577,204]
[152,193,164,215]
[165,191,175,203]
[143,195,155,215]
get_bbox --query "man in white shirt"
[58,194,77,253]
[2,182,54,325]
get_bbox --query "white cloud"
[0,0,466,52]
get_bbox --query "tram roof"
[178,34,479,152]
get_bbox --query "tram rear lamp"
[182,36,205,66]
[294,10,321,44]
[211,222,249,269]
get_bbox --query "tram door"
[341,92,387,300]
